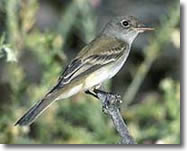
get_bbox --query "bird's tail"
[15,91,59,126]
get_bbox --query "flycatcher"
[15,16,154,126]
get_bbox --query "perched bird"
[15,16,153,126]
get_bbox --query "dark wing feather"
[48,36,127,93]
[47,58,83,94]
[58,47,125,87]
[58,59,82,82]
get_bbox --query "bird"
[15,16,154,126]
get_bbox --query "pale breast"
[84,47,131,90]
[108,47,130,79]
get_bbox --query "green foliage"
[0,34,17,62]
[124,78,180,144]
[0,0,180,144]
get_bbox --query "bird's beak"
[136,24,154,33]
[137,27,154,33]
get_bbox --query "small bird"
[15,16,154,126]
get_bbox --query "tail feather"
[15,94,57,126]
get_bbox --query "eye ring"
[121,20,129,28]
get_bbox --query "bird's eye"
[121,20,129,28]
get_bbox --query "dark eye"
[121,20,129,27]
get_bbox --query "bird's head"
[103,16,154,44]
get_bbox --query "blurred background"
[0,0,180,144]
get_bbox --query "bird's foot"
[93,89,122,114]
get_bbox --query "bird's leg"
[85,89,99,99]
[85,84,103,99]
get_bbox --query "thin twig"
[93,89,136,144]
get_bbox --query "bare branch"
[93,89,136,144]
